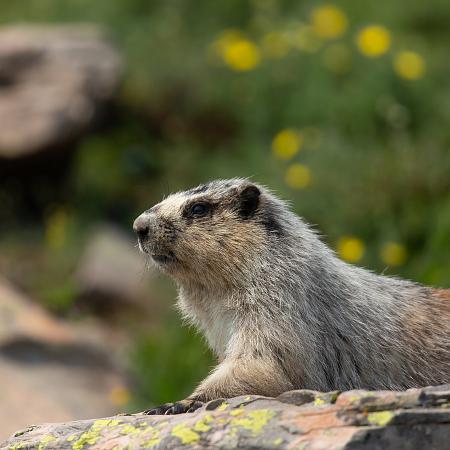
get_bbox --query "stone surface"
[1,385,449,449]
[0,275,75,346]
[0,276,129,440]
[0,24,122,158]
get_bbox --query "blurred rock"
[0,276,130,440]
[2,385,449,449]
[76,225,149,311]
[0,24,122,158]
[0,276,75,346]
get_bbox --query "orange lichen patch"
[335,390,379,408]
[291,408,345,432]
[292,425,364,449]
[335,390,418,413]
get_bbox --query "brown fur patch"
[431,288,450,302]
[399,287,450,385]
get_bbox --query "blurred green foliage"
[1,0,449,408]
[131,322,213,409]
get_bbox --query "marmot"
[133,178,450,414]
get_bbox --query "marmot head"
[133,179,283,285]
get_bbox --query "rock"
[2,385,449,449]
[76,225,149,311]
[0,24,122,158]
[0,276,130,440]
[0,275,75,346]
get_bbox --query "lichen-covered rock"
[2,385,449,449]
[0,24,122,158]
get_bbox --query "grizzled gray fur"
[133,178,450,414]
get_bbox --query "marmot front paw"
[144,399,204,415]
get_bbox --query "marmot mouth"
[151,253,176,264]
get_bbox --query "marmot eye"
[191,202,209,217]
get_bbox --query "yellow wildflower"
[311,5,348,40]
[272,129,303,160]
[285,164,311,189]
[393,51,425,80]
[209,30,242,59]
[337,236,365,263]
[261,31,290,59]
[356,25,391,57]
[210,30,261,71]
[109,385,131,406]
[291,24,322,53]
[380,242,407,266]
[223,38,261,71]
[323,43,352,74]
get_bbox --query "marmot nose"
[133,214,150,241]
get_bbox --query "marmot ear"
[238,184,261,218]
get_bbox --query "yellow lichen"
[329,392,340,403]
[71,419,122,450]
[120,424,142,435]
[273,437,283,446]
[363,392,376,398]
[92,419,121,429]
[144,437,161,448]
[143,429,161,448]
[231,409,275,435]
[216,402,229,411]
[367,411,394,426]
[38,435,56,450]
[193,415,213,432]
[230,407,245,416]
[10,443,30,450]
[72,432,100,450]
[314,397,326,406]
[171,423,200,444]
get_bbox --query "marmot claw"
[143,399,204,415]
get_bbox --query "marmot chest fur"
[133,178,450,414]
